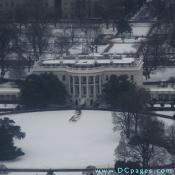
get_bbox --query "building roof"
[41,56,135,66]
[0,88,20,95]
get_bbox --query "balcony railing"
[33,61,143,73]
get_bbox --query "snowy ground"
[156,111,175,126]
[0,110,119,171]
[144,67,175,82]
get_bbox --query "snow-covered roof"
[149,86,175,93]
[0,88,20,95]
[41,57,135,66]
[0,104,18,109]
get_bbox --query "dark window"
[95,76,99,83]
[82,86,86,96]
[89,76,93,84]
[62,75,66,81]
[131,75,134,81]
[75,76,79,84]
[71,87,73,94]
[90,86,94,96]
[11,1,14,7]
[81,77,86,84]
[70,76,73,84]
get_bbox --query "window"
[71,87,73,94]
[5,2,9,7]
[96,85,99,94]
[62,75,66,81]
[81,77,86,84]
[131,75,134,81]
[90,86,94,96]
[11,1,14,7]
[89,76,93,84]
[70,76,73,84]
[75,76,79,84]
[95,76,99,83]
[82,86,86,96]
[75,85,79,97]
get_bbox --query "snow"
[131,23,152,37]
[154,104,161,108]
[149,87,175,92]
[144,67,175,82]
[155,111,175,126]
[108,43,138,54]
[101,23,151,37]
[156,111,175,117]
[0,104,17,109]
[0,88,20,95]
[0,110,119,170]
[102,28,116,35]
[97,45,109,54]
[111,38,142,43]
[164,104,172,108]
[69,45,83,55]
[42,57,134,65]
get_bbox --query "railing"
[33,61,143,73]
[1,165,175,174]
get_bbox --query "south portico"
[70,74,102,107]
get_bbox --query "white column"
[79,76,82,99]
[86,76,89,98]
[93,76,96,101]
[99,76,102,95]
[73,76,75,99]
[68,76,71,95]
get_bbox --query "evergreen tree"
[20,73,67,108]
[116,19,132,35]
[0,118,25,161]
[102,75,135,107]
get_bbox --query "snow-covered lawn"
[0,110,119,170]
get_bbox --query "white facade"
[32,55,143,107]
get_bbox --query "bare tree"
[26,23,49,60]
[54,35,71,57]
[0,23,19,79]
[140,34,165,79]
[115,116,168,167]
[167,123,175,156]
[113,112,134,139]
[113,87,150,137]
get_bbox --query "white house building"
[32,23,151,107]
[32,55,143,107]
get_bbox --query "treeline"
[96,0,145,21]
[0,21,50,79]
[0,0,59,22]
[0,0,145,22]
